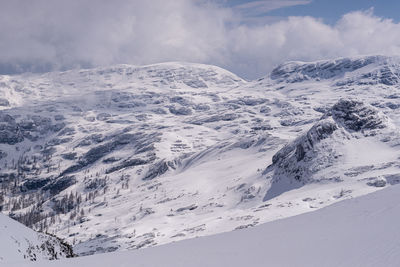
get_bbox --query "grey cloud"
[1,1,400,79]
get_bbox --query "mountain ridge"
[0,54,399,256]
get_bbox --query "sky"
[229,0,400,25]
[1,0,400,79]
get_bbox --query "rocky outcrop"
[62,132,161,176]
[0,113,66,145]
[264,99,391,200]
[326,99,387,132]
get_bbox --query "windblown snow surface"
[0,56,400,260]
[8,184,400,267]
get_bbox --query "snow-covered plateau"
[0,55,400,264]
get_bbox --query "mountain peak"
[269,55,400,84]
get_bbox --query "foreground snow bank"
[9,185,400,267]
[0,214,73,263]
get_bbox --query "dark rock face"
[43,176,77,195]
[183,79,208,88]
[227,98,268,106]
[189,113,238,125]
[170,96,191,106]
[176,204,198,212]
[143,160,170,180]
[61,152,77,160]
[328,99,386,132]
[271,120,337,165]
[0,128,24,144]
[0,113,23,144]
[106,158,151,174]
[47,137,73,146]
[367,178,387,187]
[0,113,67,145]
[54,114,65,121]
[379,65,400,85]
[295,144,306,162]
[21,178,51,191]
[36,235,75,260]
[169,105,192,116]
[62,132,161,176]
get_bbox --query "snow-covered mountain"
[264,99,400,200]
[8,184,400,267]
[269,55,400,85]
[0,56,400,256]
[0,213,73,262]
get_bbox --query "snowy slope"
[0,56,400,256]
[0,213,73,262]
[8,185,400,267]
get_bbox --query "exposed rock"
[176,204,198,212]
[54,114,65,121]
[62,132,160,175]
[169,105,192,116]
[270,120,337,166]
[189,113,238,125]
[61,152,77,160]
[21,178,51,191]
[367,177,387,187]
[43,176,77,195]
[106,158,151,174]
[264,99,391,200]
[143,160,170,180]
[327,99,386,132]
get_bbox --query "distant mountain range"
[0,55,399,257]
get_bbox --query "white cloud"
[1,1,400,79]
[0,0,232,73]
[225,9,400,78]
